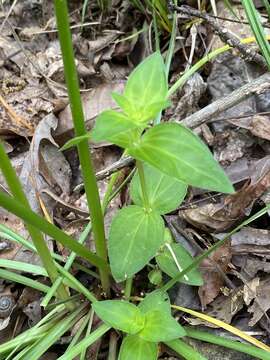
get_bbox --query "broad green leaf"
[91,110,141,148]
[60,134,91,150]
[109,205,165,282]
[127,123,234,193]
[139,310,186,342]
[92,300,145,334]
[139,290,171,314]
[156,243,203,286]
[124,52,167,113]
[130,163,187,214]
[111,92,135,116]
[119,335,158,360]
[138,100,171,123]
[112,95,170,124]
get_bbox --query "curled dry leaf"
[180,163,270,233]
[198,242,232,308]
[247,277,270,326]
[189,288,244,326]
[241,256,270,279]
[20,113,71,214]
[229,115,270,141]
[56,81,125,139]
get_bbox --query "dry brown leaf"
[20,113,71,214]
[248,277,270,326]
[56,81,125,139]
[189,289,244,327]
[198,242,232,308]
[181,166,270,233]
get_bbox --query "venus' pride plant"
[62,52,233,358]
[90,51,234,283]
[1,1,270,359]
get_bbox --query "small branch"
[74,156,134,192]
[169,3,267,69]
[180,72,270,129]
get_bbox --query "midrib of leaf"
[119,210,146,276]
[142,143,221,186]
[149,174,164,205]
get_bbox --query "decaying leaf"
[229,115,270,141]
[247,277,270,326]
[198,242,232,308]
[56,81,125,139]
[181,165,270,233]
[20,113,71,214]
[188,288,244,326]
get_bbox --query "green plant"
[242,0,270,69]
[1,1,270,359]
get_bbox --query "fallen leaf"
[248,277,270,326]
[198,242,232,308]
[20,113,71,214]
[181,165,270,233]
[56,81,125,139]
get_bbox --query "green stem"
[0,191,109,271]
[57,324,111,360]
[0,143,69,304]
[161,204,270,292]
[80,310,94,360]
[185,328,270,360]
[165,339,207,360]
[41,221,92,307]
[124,277,133,300]
[108,331,118,360]
[136,161,150,210]
[53,0,110,294]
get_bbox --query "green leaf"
[119,335,158,360]
[148,269,162,285]
[139,310,186,342]
[92,300,145,334]
[130,163,187,214]
[139,100,170,123]
[112,95,170,124]
[60,134,91,150]
[109,205,165,282]
[139,290,171,315]
[91,110,141,148]
[241,0,270,70]
[156,242,203,286]
[124,52,167,113]
[111,92,135,116]
[127,123,234,193]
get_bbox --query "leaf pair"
[112,52,168,124]
[109,164,188,282]
[109,163,202,283]
[93,291,185,360]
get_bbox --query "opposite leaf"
[139,310,186,342]
[139,290,171,315]
[91,110,141,148]
[109,205,165,282]
[130,163,187,214]
[128,123,234,194]
[119,335,158,360]
[156,242,203,286]
[124,52,167,114]
[92,300,144,334]
[112,93,169,124]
